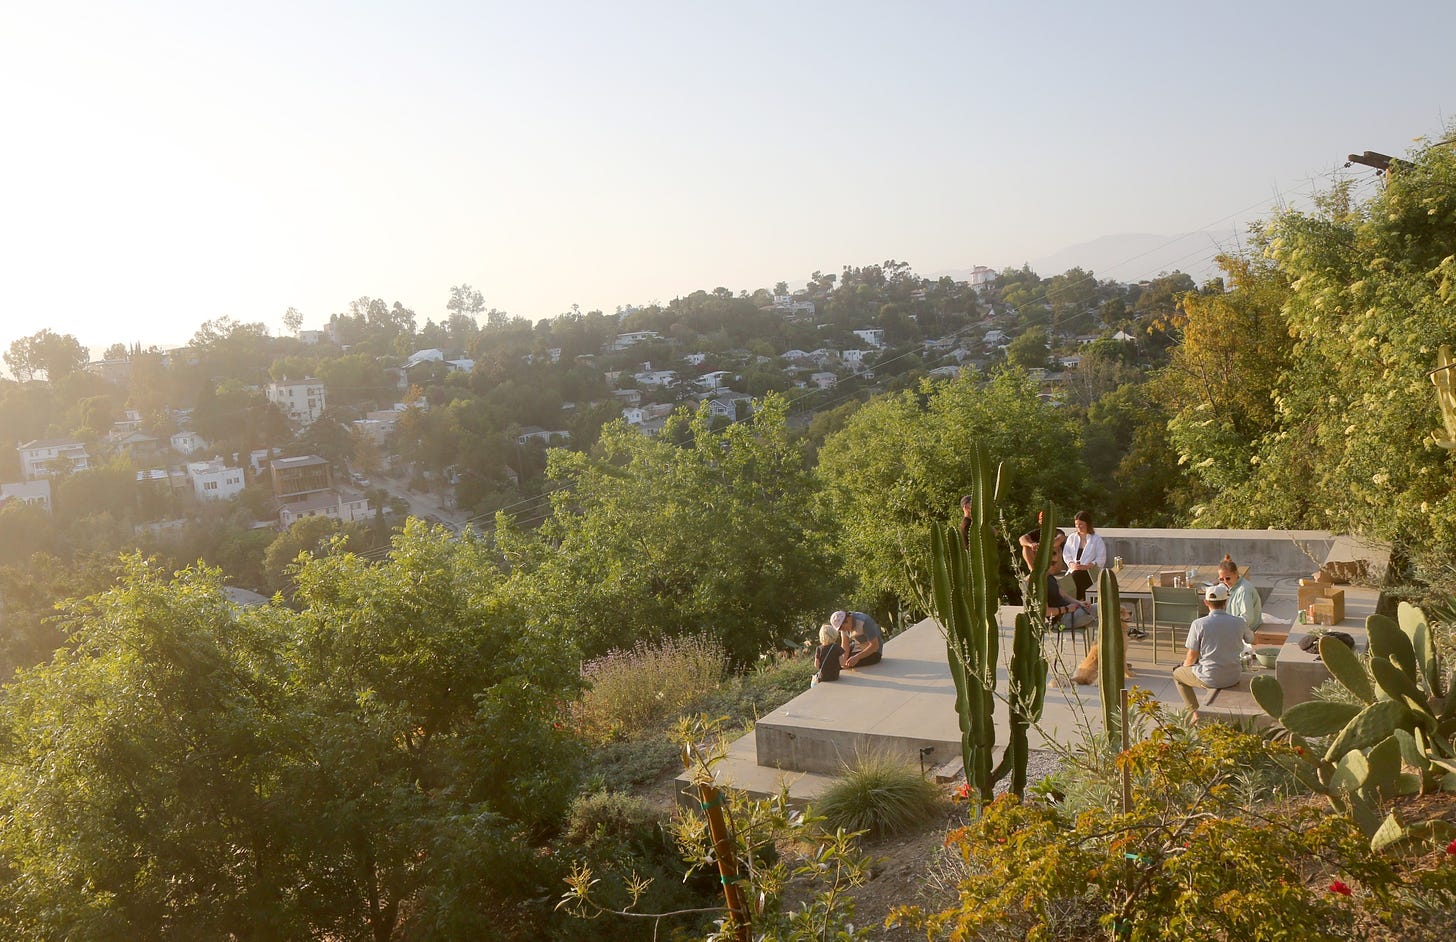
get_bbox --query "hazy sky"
[2,1,1452,362]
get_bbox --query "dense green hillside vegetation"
[3,132,1456,938]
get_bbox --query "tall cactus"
[928,444,1048,801]
[1250,602,1456,849]
[1097,567,1124,733]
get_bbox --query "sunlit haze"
[2,0,1453,365]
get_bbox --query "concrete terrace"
[684,528,1389,803]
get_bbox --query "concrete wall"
[1094,528,1347,580]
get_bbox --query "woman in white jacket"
[1062,510,1107,600]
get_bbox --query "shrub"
[893,693,1456,941]
[571,634,726,743]
[813,754,944,837]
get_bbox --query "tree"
[102,342,129,360]
[5,329,89,382]
[816,371,1090,612]
[1005,327,1050,371]
[498,395,844,664]
[1194,141,1456,562]
[282,306,305,335]
[0,530,580,940]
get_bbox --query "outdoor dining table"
[1091,563,1249,632]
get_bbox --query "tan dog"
[1070,644,1136,685]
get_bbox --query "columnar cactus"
[927,444,1048,802]
[1251,602,1456,849]
[1097,567,1124,733]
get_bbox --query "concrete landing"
[686,534,1386,802]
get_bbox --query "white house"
[515,426,572,446]
[695,370,732,390]
[622,403,675,425]
[852,328,886,349]
[171,430,208,454]
[809,372,838,389]
[278,491,372,527]
[841,349,870,368]
[983,329,1009,346]
[611,388,643,407]
[771,296,816,315]
[780,349,811,362]
[266,378,327,426]
[633,369,678,388]
[187,459,246,501]
[610,330,662,351]
[682,353,707,366]
[249,447,282,474]
[18,439,90,480]
[969,266,996,289]
[0,479,52,513]
[297,329,325,345]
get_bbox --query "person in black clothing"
[1018,511,1066,570]
[813,624,843,683]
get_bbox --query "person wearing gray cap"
[1172,582,1246,717]
[830,610,882,669]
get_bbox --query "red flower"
[1328,880,1352,896]
[1294,746,1304,755]
[1446,839,1456,855]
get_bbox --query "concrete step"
[675,729,841,805]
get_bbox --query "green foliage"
[571,634,727,743]
[812,754,944,837]
[0,524,582,940]
[500,395,843,665]
[1254,604,1456,848]
[1189,139,1456,564]
[564,717,875,942]
[818,369,1088,608]
[895,696,1456,941]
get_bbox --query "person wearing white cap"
[830,610,882,669]
[1172,582,1246,716]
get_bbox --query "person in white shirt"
[1062,510,1107,600]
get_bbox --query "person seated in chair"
[1218,554,1261,643]
[1018,510,1067,570]
[1173,582,1246,718]
[1046,560,1097,640]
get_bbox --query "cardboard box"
[1297,583,1345,625]
[1158,570,1185,587]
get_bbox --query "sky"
[2,1,1453,365]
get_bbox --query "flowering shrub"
[570,634,726,743]
[893,695,1456,941]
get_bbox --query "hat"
[1204,583,1230,603]
[830,610,847,630]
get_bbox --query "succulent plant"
[1251,602,1456,850]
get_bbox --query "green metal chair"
[1150,586,1202,664]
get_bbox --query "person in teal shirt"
[1218,555,1261,643]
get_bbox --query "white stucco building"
[266,378,327,426]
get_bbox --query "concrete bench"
[1198,671,1274,727]
[1274,583,1379,707]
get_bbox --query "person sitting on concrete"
[1218,554,1261,643]
[831,610,882,669]
[1173,582,1246,717]
[813,623,843,683]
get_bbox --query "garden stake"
[680,745,751,942]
